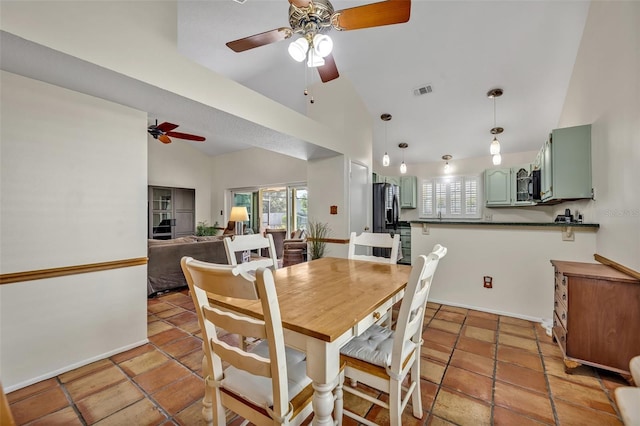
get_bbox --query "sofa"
[147,235,229,296]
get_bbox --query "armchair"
[283,229,308,266]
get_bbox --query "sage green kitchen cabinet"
[541,124,592,202]
[512,164,535,205]
[400,175,417,208]
[485,168,511,206]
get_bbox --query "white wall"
[558,1,640,271]
[414,225,597,320]
[148,138,214,226]
[0,72,148,391]
[210,148,308,225]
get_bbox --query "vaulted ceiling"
[1,1,591,167]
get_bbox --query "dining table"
[209,256,412,426]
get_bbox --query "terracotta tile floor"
[8,290,629,425]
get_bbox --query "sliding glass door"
[230,184,307,236]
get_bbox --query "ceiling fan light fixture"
[313,34,333,57]
[288,37,309,62]
[307,48,325,67]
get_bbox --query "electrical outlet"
[422,223,430,235]
[484,212,493,222]
[483,276,493,288]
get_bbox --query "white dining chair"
[614,355,640,426]
[338,245,447,426]
[181,257,314,426]
[224,233,279,270]
[347,231,400,264]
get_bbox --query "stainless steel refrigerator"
[372,182,399,257]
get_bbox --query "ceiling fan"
[226,0,411,83]
[147,120,206,144]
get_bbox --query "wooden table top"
[209,257,412,342]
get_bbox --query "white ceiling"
[1,1,591,167]
[177,0,590,165]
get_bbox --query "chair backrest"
[390,245,447,375]
[347,231,400,264]
[223,233,279,270]
[265,228,287,259]
[180,257,291,421]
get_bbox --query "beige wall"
[0,72,148,391]
[148,138,214,227]
[210,148,308,225]
[558,1,640,271]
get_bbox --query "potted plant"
[196,220,220,236]
[307,220,331,259]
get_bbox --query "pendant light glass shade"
[400,161,407,174]
[382,152,390,167]
[492,153,502,165]
[307,48,325,67]
[490,137,501,155]
[444,162,450,173]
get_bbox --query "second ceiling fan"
[226,0,411,83]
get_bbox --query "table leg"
[312,381,336,426]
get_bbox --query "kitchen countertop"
[409,220,599,228]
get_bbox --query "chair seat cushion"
[340,324,416,368]
[222,340,311,407]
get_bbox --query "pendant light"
[399,142,408,174]
[487,88,504,165]
[381,113,391,167]
[442,154,452,173]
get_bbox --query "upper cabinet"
[485,124,592,207]
[399,175,417,209]
[541,124,592,203]
[485,168,512,206]
[485,165,535,207]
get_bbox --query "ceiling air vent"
[413,84,433,96]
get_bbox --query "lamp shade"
[382,152,390,167]
[400,161,407,174]
[230,206,249,222]
[492,153,502,165]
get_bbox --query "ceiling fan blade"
[288,0,311,7]
[317,54,339,83]
[226,27,293,52]
[165,131,206,142]
[334,0,411,31]
[158,134,172,144]
[156,122,179,132]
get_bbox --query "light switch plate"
[422,224,430,235]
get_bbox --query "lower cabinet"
[551,260,640,378]
[398,224,411,265]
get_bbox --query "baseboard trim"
[4,338,149,393]
[428,298,546,323]
[594,254,640,280]
[0,257,148,285]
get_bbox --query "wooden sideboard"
[551,260,640,379]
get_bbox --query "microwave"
[531,169,542,201]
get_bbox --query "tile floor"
[7,289,629,425]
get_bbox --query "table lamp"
[229,206,249,235]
